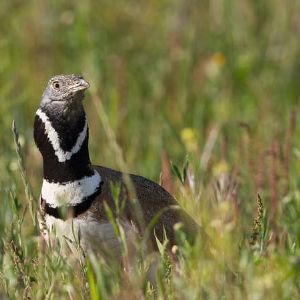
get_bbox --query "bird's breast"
[42,213,138,260]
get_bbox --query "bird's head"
[40,74,90,111]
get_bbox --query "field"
[1,0,300,299]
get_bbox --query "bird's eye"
[53,81,60,89]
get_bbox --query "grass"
[1,0,300,298]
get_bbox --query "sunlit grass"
[1,0,300,299]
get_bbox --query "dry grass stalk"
[268,140,279,229]
[89,88,147,233]
[250,193,264,246]
[283,109,296,195]
[160,150,174,194]
[12,121,37,226]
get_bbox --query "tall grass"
[1,0,300,298]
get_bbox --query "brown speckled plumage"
[80,165,199,247]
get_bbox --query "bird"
[34,74,200,259]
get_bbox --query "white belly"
[42,213,136,260]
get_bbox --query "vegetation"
[1,0,300,298]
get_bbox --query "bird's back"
[82,165,200,248]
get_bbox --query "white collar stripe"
[41,170,101,208]
[36,108,88,162]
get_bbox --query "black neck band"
[41,187,101,220]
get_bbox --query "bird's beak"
[76,78,90,91]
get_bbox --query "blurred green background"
[1,0,300,298]
[2,0,299,207]
[1,0,300,250]
[2,0,299,180]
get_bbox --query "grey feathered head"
[41,74,89,108]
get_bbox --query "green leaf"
[171,162,183,183]
[86,260,99,300]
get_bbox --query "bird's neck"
[34,106,101,208]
